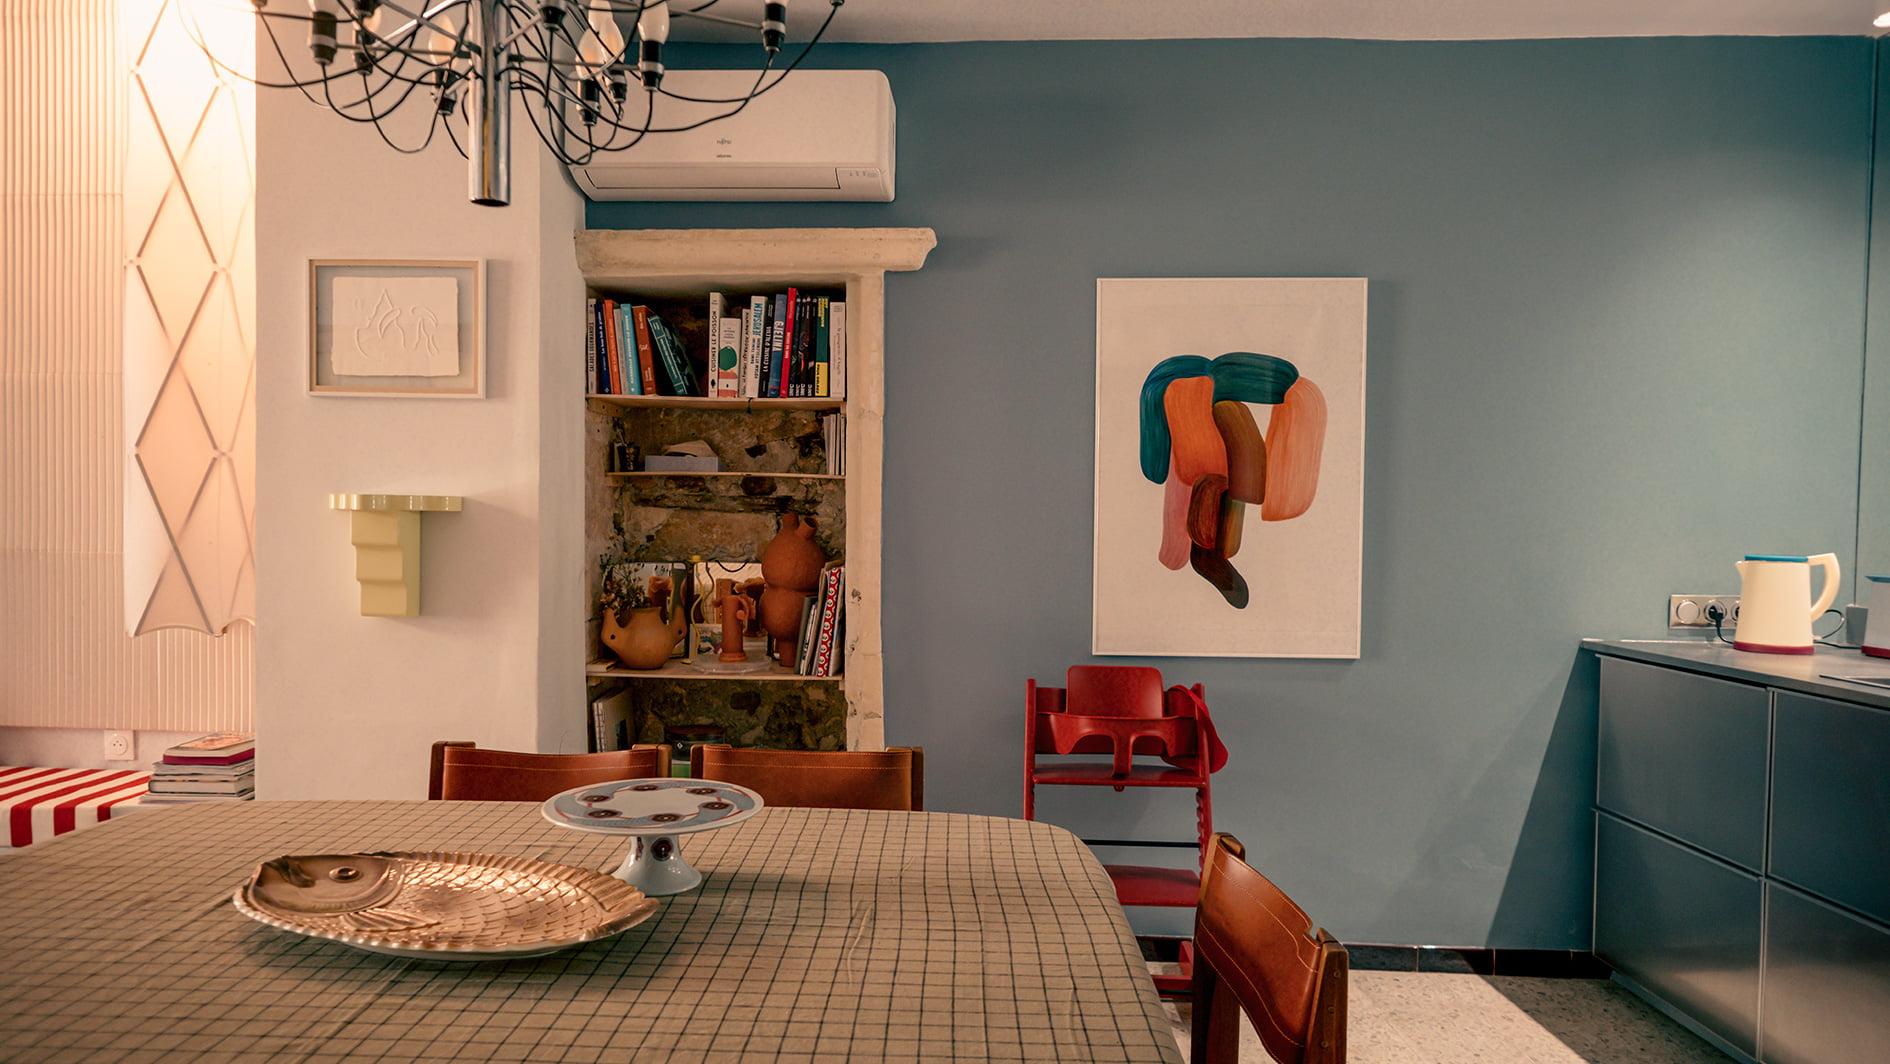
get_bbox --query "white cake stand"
[541,778,763,896]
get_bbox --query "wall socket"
[1669,594,1740,629]
[102,730,134,761]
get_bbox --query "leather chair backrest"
[428,741,668,802]
[1193,833,1347,1063]
[688,745,923,811]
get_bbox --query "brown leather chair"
[688,744,923,811]
[1192,833,1348,1064]
[427,741,668,802]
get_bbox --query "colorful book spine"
[648,313,695,396]
[743,295,767,397]
[765,294,787,398]
[631,306,660,395]
[810,564,844,676]
[707,292,726,396]
[617,304,642,394]
[829,301,847,400]
[796,293,818,398]
[814,297,831,397]
[778,288,799,397]
[715,317,741,398]
[585,298,599,394]
[605,300,625,395]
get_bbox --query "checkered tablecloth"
[0,800,1179,1062]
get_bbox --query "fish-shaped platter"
[232,851,660,960]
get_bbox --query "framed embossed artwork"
[308,259,484,397]
[1093,277,1367,658]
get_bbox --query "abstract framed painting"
[1093,278,1366,658]
[308,259,484,397]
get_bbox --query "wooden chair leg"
[1191,954,1242,1064]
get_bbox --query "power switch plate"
[1669,595,1739,629]
[102,731,133,761]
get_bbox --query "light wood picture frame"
[308,258,484,397]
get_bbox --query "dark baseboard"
[1137,936,1608,979]
[1343,944,1611,978]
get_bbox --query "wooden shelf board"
[586,659,842,682]
[587,394,842,411]
[608,471,843,481]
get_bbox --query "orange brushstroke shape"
[1219,497,1245,558]
[1188,475,1227,550]
[1262,377,1326,521]
[1162,376,1226,486]
[1157,455,1189,571]
[1211,400,1265,505]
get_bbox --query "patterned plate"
[232,851,659,961]
[541,778,764,836]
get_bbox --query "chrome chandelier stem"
[467,0,511,205]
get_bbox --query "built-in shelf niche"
[578,227,935,751]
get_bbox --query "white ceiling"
[678,1,1878,43]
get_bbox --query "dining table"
[0,799,1182,1062]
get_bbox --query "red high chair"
[1024,665,1228,996]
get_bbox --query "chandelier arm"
[443,110,470,159]
[656,0,836,104]
[178,3,358,95]
[319,59,432,124]
[363,78,448,155]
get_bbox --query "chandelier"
[182,1,839,206]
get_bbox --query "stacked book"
[586,289,847,400]
[796,563,845,677]
[143,733,255,804]
[821,412,845,475]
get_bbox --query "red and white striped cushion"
[0,766,151,849]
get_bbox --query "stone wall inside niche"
[609,679,847,752]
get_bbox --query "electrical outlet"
[1669,595,1739,629]
[102,731,134,761]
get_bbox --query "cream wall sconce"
[328,494,463,617]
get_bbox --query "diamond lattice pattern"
[123,0,255,635]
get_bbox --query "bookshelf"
[578,228,935,752]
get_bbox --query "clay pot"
[715,578,755,663]
[601,605,687,670]
[759,514,827,665]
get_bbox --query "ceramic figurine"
[715,578,755,662]
[758,513,826,665]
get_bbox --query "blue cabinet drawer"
[1595,812,1761,1056]
[1761,883,1890,1064]
[1771,692,1890,924]
[1597,657,1769,869]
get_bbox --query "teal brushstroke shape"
[1138,355,1211,483]
[1138,352,1300,483]
[1210,352,1299,406]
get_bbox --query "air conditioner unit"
[570,70,894,202]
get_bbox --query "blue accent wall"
[590,37,1874,947]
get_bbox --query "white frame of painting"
[1092,277,1367,659]
[308,258,485,397]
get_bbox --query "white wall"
[254,90,585,799]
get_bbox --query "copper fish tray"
[232,851,659,960]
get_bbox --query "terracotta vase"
[759,514,827,664]
[601,605,687,670]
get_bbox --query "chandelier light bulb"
[419,8,460,63]
[577,30,610,75]
[638,1,669,89]
[1877,11,1890,28]
[307,0,341,65]
[637,1,670,45]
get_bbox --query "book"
[591,299,610,393]
[590,687,634,753]
[738,308,754,397]
[148,777,255,795]
[152,761,253,778]
[648,313,696,396]
[631,305,660,395]
[780,288,800,397]
[794,292,816,398]
[715,317,742,399]
[810,563,844,676]
[830,301,847,400]
[585,297,598,393]
[814,297,831,397]
[617,304,643,395]
[765,293,788,397]
[743,295,767,397]
[602,299,624,396]
[796,591,820,675]
[162,733,254,766]
[138,791,252,804]
[707,292,726,396]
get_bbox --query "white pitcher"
[1734,553,1840,655]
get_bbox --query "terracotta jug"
[601,605,687,670]
[759,514,827,665]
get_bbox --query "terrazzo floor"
[1163,972,1731,1063]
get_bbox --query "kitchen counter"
[1581,638,1890,712]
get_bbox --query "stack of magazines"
[143,733,255,804]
